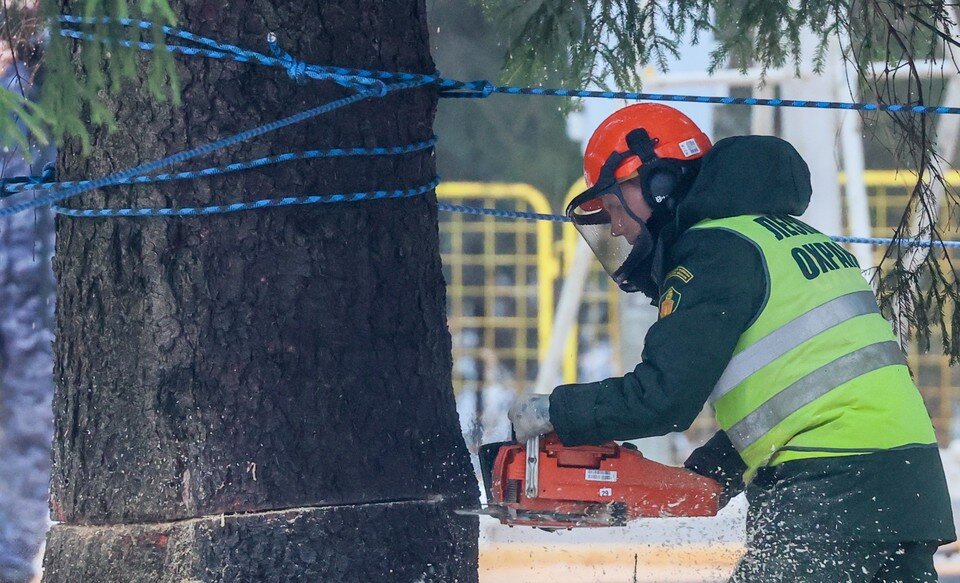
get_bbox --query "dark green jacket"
[549,135,956,543]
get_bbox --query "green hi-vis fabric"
[692,214,936,480]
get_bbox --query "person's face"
[601,179,652,246]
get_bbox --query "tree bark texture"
[44,1,478,580]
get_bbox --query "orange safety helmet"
[583,103,712,188]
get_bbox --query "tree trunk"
[42,1,478,581]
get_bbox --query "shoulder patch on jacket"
[666,265,694,284]
[658,286,682,319]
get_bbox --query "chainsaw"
[457,433,723,529]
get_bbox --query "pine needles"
[0,0,177,154]
[483,0,960,359]
[2,0,960,358]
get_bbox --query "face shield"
[565,178,655,294]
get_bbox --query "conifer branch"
[484,0,960,357]
[0,0,177,152]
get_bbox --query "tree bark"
[43,1,478,581]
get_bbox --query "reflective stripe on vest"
[709,290,880,403]
[693,215,935,476]
[726,340,905,451]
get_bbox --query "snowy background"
[2,18,960,582]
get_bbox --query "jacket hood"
[675,135,812,232]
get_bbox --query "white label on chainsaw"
[585,469,618,483]
[599,488,613,497]
[679,138,701,157]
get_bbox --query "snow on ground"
[476,453,960,582]
[477,479,748,582]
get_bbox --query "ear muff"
[645,169,679,206]
[638,158,702,212]
[638,161,682,211]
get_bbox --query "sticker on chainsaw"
[599,488,613,497]
[679,138,701,157]
[585,469,618,483]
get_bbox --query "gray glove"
[508,394,554,442]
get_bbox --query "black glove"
[683,430,747,510]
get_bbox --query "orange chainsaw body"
[479,433,722,528]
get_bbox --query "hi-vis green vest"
[693,214,936,480]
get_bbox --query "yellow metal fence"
[438,183,559,394]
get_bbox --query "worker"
[509,103,956,581]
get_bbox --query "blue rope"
[0,78,430,218]
[830,235,960,248]
[436,203,571,223]
[59,15,389,95]
[37,15,960,252]
[435,204,960,248]
[265,32,386,95]
[53,178,439,217]
[58,16,960,116]
[2,139,436,196]
[0,163,55,193]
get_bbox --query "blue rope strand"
[264,32,386,94]
[436,203,571,223]
[2,139,436,196]
[434,204,960,248]
[58,29,254,63]
[58,16,960,116]
[0,163,55,193]
[0,79,430,218]
[59,17,391,94]
[829,235,960,248]
[53,178,440,217]
[41,15,960,250]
